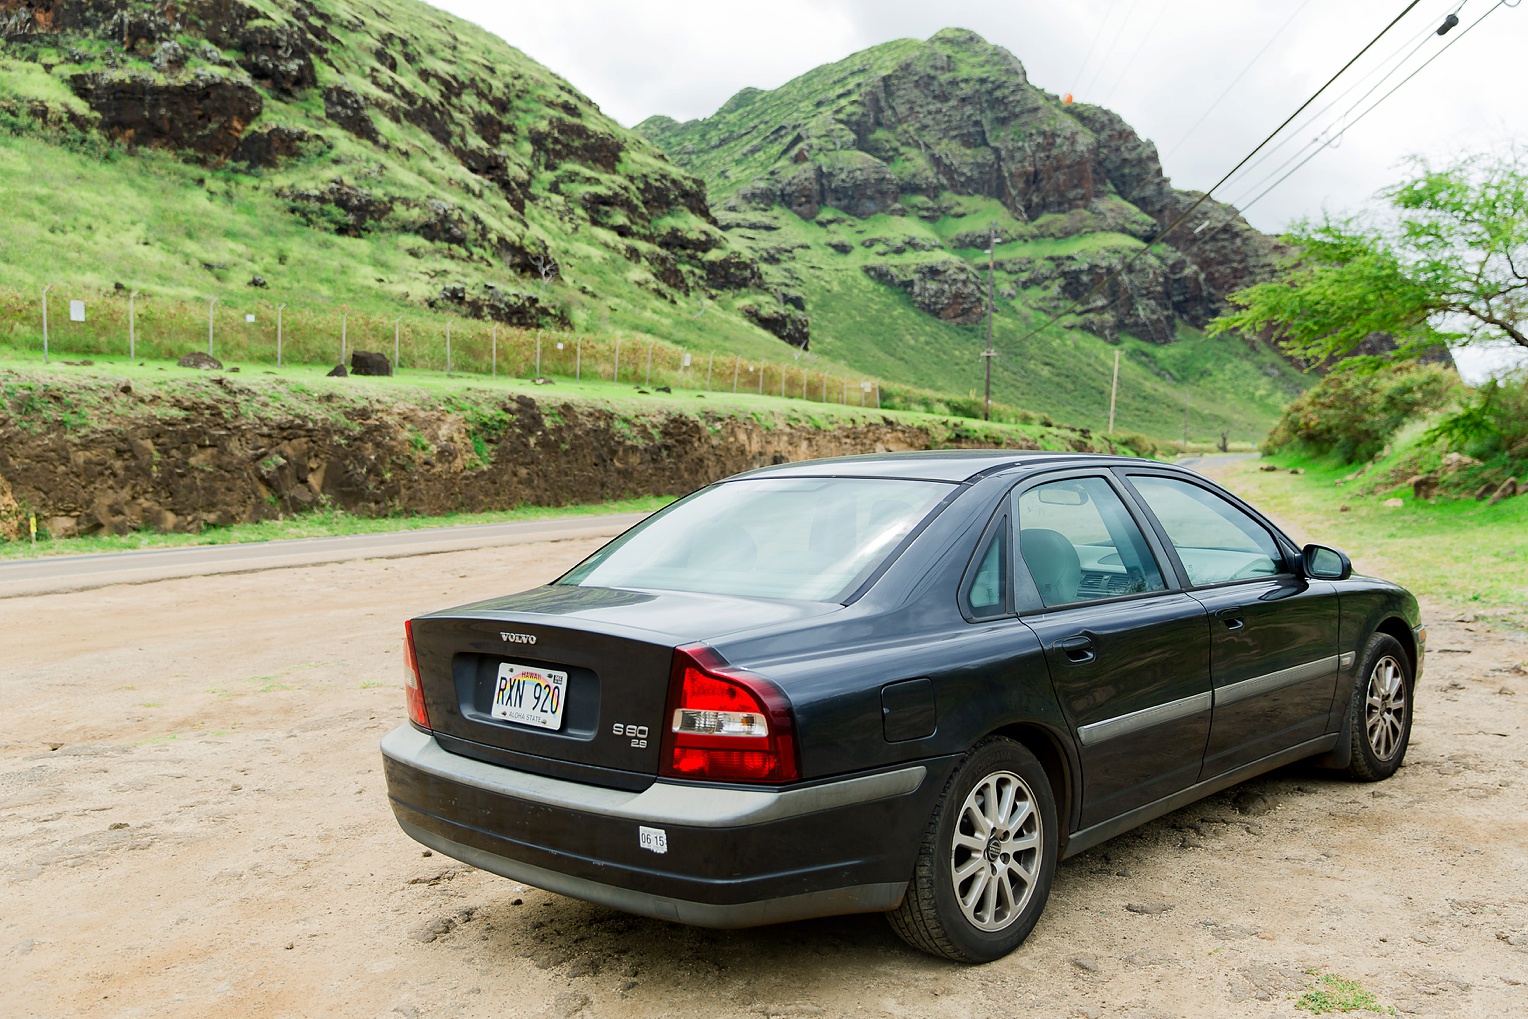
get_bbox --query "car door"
[1012,472,1213,830]
[1120,470,1340,779]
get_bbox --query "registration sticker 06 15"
[638,826,668,854]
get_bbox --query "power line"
[1198,0,1509,245]
[1006,1,1425,351]
[1080,0,1147,100]
[1218,0,1461,195]
[1071,5,1122,100]
[1161,0,1317,160]
[1099,0,1172,109]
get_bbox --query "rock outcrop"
[862,260,986,325]
[68,70,263,160]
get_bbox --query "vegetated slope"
[0,0,800,364]
[639,28,1311,440]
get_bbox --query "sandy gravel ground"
[4,523,1527,1017]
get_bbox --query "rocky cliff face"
[640,28,1284,347]
[0,0,779,334]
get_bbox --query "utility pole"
[129,291,138,362]
[41,285,52,364]
[208,297,218,356]
[1108,350,1120,434]
[983,220,999,421]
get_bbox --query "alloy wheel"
[1365,655,1408,761]
[949,770,1042,932]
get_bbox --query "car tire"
[1341,632,1414,782]
[886,737,1058,963]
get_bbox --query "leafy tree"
[1209,151,1528,361]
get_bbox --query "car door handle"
[1214,606,1245,630]
[1054,635,1096,664]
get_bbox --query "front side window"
[1128,475,1286,586]
[1016,477,1166,608]
[559,477,953,602]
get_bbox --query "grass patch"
[1296,972,1392,1014]
[1217,455,1528,629]
[0,494,676,561]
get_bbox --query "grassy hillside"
[0,0,810,365]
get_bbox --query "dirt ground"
[4,509,1527,1017]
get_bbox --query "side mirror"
[1302,543,1351,581]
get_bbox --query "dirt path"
[4,506,1526,1017]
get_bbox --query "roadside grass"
[0,495,675,561]
[1219,455,1528,630]
[1295,972,1393,1014]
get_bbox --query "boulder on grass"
[177,352,223,370]
[1487,478,1519,506]
[327,364,348,378]
[350,350,392,376]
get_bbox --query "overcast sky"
[431,0,1528,379]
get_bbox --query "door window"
[1128,476,1286,586]
[1016,477,1165,608]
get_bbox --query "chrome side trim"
[1076,691,1212,747]
[1215,655,1339,708]
[381,725,926,829]
[1339,651,1356,669]
[398,820,907,928]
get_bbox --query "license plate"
[490,663,568,731]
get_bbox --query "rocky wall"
[0,375,1054,540]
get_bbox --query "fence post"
[492,325,498,378]
[41,285,51,364]
[732,356,739,393]
[535,331,542,379]
[614,338,621,382]
[128,290,138,361]
[393,316,401,372]
[340,312,347,368]
[446,321,452,375]
[875,381,881,409]
[576,336,582,380]
[757,364,763,394]
[1108,349,1120,434]
[208,297,218,357]
[278,304,286,367]
[645,343,654,387]
[706,352,714,390]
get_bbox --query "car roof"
[732,449,1172,484]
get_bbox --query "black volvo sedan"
[383,451,1423,962]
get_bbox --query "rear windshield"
[558,477,954,602]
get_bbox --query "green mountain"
[639,28,1310,439]
[0,0,798,364]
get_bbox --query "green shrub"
[1262,362,1460,463]
[1423,371,1528,469]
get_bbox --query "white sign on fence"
[682,353,692,367]
[246,314,256,323]
[69,300,85,322]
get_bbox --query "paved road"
[0,512,649,599]
[1173,452,1259,471]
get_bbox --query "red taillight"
[659,644,797,784]
[403,620,431,730]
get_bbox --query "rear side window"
[559,477,952,602]
[1016,477,1165,608]
[964,522,1009,618]
[1128,475,1286,586]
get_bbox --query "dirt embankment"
[0,369,1097,539]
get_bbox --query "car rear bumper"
[381,724,945,928]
